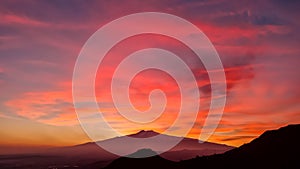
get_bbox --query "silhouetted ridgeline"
[102,124,300,169]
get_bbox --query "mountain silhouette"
[52,130,233,163]
[1,125,299,169]
[6,130,231,169]
[128,130,160,138]
[101,124,300,169]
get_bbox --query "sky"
[0,0,300,150]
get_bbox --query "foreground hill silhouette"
[102,124,300,169]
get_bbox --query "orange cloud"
[5,91,77,126]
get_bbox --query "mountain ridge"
[101,124,300,169]
[63,130,234,161]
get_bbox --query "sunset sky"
[0,0,300,151]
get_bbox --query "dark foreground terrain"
[102,124,300,169]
